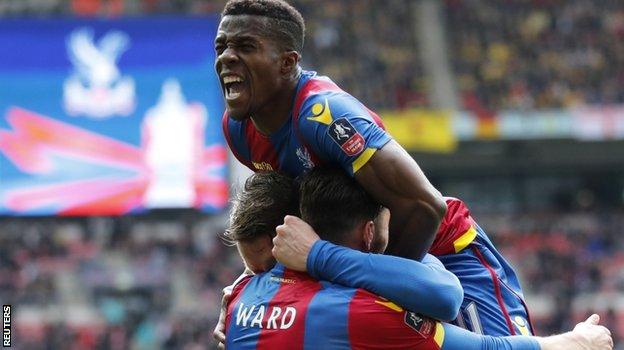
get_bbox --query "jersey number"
[456,302,483,335]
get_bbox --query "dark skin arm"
[354,140,446,260]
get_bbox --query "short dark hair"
[225,172,299,242]
[222,0,305,52]
[299,167,382,245]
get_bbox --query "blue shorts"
[437,224,534,336]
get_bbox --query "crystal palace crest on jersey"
[296,147,314,169]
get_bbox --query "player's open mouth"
[223,75,246,101]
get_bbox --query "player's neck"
[250,78,299,135]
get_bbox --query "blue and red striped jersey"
[222,71,479,253]
[224,263,445,350]
[220,71,533,340]
[222,70,392,177]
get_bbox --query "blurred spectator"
[446,0,624,111]
[2,217,238,349]
[482,208,624,346]
[0,0,427,110]
[71,0,124,16]
[2,1,623,111]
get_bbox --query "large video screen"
[0,18,228,216]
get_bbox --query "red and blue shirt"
[221,72,532,338]
[222,71,478,254]
[225,263,445,350]
[222,70,391,177]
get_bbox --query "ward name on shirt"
[235,302,297,330]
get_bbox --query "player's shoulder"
[444,196,468,208]
[351,288,400,309]
[298,91,369,125]
[231,274,253,296]
[442,196,472,223]
[294,72,370,125]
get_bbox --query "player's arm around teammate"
[272,211,463,321]
[226,170,612,350]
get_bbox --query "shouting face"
[214,15,286,121]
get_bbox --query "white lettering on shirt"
[235,304,297,330]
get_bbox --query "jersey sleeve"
[296,92,392,176]
[441,323,540,350]
[307,240,463,321]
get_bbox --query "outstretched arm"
[442,314,612,350]
[442,322,540,350]
[272,216,462,321]
[307,240,463,321]
[347,289,612,350]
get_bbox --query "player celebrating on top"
[215,0,532,340]
[216,0,446,261]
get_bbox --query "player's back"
[225,264,444,350]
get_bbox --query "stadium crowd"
[3,0,622,110]
[0,216,239,349]
[0,0,427,110]
[447,0,624,111]
[1,205,622,349]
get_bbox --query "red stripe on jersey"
[471,246,516,335]
[221,112,254,170]
[244,120,280,172]
[429,197,475,256]
[255,269,322,350]
[292,77,343,120]
[348,289,441,350]
[365,107,386,130]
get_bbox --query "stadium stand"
[1,217,239,349]
[2,0,623,111]
[446,0,624,111]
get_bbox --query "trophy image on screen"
[142,79,207,208]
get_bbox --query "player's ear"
[362,220,375,252]
[280,51,300,77]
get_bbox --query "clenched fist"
[272,215,320,271]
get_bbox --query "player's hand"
[538,314,613,350]
[568,314,613,350]
[213,291,231,349]
[273,215,320,271]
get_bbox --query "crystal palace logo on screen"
[63,28,136,119]
[0,80,228,215]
